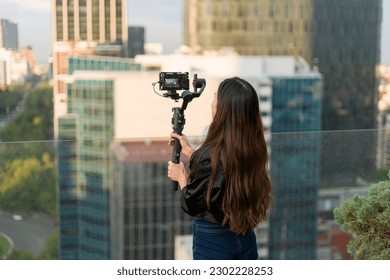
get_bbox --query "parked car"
[12,214,23,221]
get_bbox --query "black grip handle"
[171,107,185,191]
[171,137,181,191]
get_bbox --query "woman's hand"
[168,132,195,159]
[167,161,188,189]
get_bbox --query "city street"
[0,211,56,256]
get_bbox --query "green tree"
[0,153,57,216]
[334,171,390,259]
[0,89,24,115]
[0,141,55,167]
[0,83,56,216]
[0,158,42,192]
[0,84,53,142]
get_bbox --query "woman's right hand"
[169,132,195,159]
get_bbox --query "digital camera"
[159,72,190,91]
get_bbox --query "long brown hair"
[202,77,272,235]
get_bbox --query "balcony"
[0,129,388,260]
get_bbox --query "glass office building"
[183,0,382,206]
[127,26,145,58]
[0,19,19,50]
[269,76,322,259]
[58,79,115,259]
[57,56,140,259]
[184,0,382,128]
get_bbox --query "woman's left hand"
[167,161,187,189]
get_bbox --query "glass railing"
[0,129,388,260]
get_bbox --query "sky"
[0,0,389,65]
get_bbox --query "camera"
[159,72,190,91]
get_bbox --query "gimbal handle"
[171,108,185,191]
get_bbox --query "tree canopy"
[0,84,53,142]
[334,171,390,260]
[0,83,56,216]
[0,85,24,115]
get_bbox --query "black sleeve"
[180,153,210,217]
[180,149,225,221]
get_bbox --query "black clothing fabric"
[180,147,226,224]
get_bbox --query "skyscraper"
[183,0,382,206]
[0,19,18,50]
[51,0,128,136]
[128,26,145,58]
[311,0,381,183]
[269,76,322,259]
[183,0,381,131]
[57,56,141,259]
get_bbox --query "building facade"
[0,48,34,89]
[183,0,382,129]
[0,19,19,50]
[128,26,145,58]
[57,56,140,259]
[269,76,322,259]
[110,141,192,260]
[51,0,128,136]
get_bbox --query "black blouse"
[180,147,226,224]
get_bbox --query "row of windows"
[314,2,381,21]
[83,139,106,148]
[79,244,109,259]
[199,1,309,19]
[73,87,113,99]
[69,57,139,73]
[80,200,109,214]
[83,107,113,116]
[81,122,113,132]
[55,0,124,42]
[197,19,311,33]
[196,0,379,21]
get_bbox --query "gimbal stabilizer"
[153,72,206,191]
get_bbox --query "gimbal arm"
[170,81,206,191]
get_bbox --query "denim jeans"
[192,219,258,260]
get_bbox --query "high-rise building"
[57,56,141,259]
[51,0,128,136]
[183,0,382,198]
[0,19,19,50]
[128,26,145,58]
[269,75,322,259]
[184,0,382,128]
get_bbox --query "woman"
[167,77,272,260]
